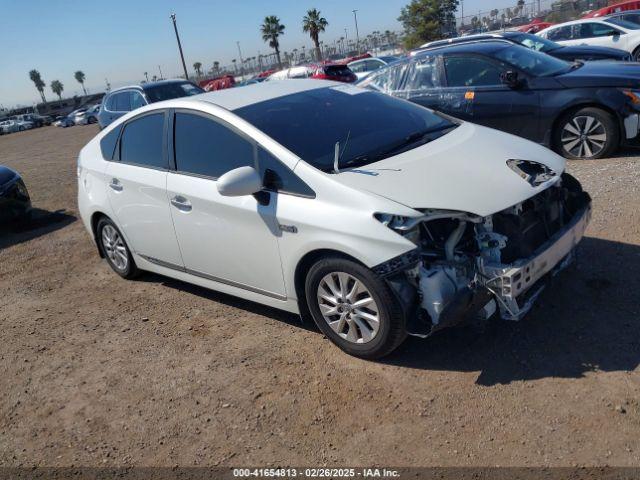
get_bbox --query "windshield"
[234,86,456,172]
[604,17,640,29]
[509,32,559,53]
[144,82,204,103]
[494,44,570,77]
[379,55,401,64]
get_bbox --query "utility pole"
[352,10,360,53]
[460,0,464,26]
[158,65,164,80]
[170,13,189,80]
[236,41,245,77]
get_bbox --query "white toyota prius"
[77,80,591,359]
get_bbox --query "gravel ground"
[0,125,639,468]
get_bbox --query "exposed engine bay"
[381,173,592,337]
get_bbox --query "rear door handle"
[109,178,123,191]
[170,195,192,212]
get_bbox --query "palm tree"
[302,8,328,62]
[29,69,47,103]
[50,80,64,100]
[152,75,158,82]
[74,70,87,95]
[213,61,220,75]
[144,72,149,82]
[261,15,285,69]
[193,62,202,77]
[232,59,238,74]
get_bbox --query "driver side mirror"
[501,70,523,89]
[217,166,263,197]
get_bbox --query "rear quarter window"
[100,125,122,160]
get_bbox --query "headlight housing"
[374,213,421,245]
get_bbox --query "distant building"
[3,93,105,120]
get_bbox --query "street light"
[170,13,189,80]
[352,10,360,53]
[236,41,245,77]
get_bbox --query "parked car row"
[360,38,640,160]
[0,119,33,134]
[0,113,54,134]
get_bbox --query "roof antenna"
[333,141,340,174]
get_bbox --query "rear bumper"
[480,203,591,321]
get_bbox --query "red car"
[583,0,640,17]
[199,75,235,91]
[310,64,357,83]
[516,19,555,33]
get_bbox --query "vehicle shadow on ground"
[0,208,76,250]
[138,273,315,332]
[383,237,640,386]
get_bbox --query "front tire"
[305,257,407,359]
[555,107,619,160]
[96,217,139,279]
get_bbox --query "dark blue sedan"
[360,40,640,159]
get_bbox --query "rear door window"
[404,55,441,91]
[119,113,166,169]
[545,25,572,41]
[362,63,409,92]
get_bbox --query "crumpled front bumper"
[480,203,592,321]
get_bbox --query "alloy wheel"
[101,224,128,272]
[317,272,380,344]
[561,115,607,159]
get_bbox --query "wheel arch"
[293,248,367,322]
[90,211,109,258]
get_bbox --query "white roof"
[545,17,623,27]
[187,79,336,111]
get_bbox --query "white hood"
[332,122,566,217]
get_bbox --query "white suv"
[77,80,591,359]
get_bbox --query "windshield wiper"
[339,124,455,170]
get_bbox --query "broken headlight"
[374,213,421,245]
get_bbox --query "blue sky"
[0,0,517,107]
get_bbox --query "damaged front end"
[377,173,592,337]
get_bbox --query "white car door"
[105,111,184,267]
[165,110,288,299]
[572,22,628,50]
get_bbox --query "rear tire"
[554,107,619,160]
[305,256,407,359]
[96,217,140,279]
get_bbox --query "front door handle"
[109,178,123,191]
[170,195,192,212]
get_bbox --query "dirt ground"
[0,125,639,468]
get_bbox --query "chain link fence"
[457,0,610,33]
